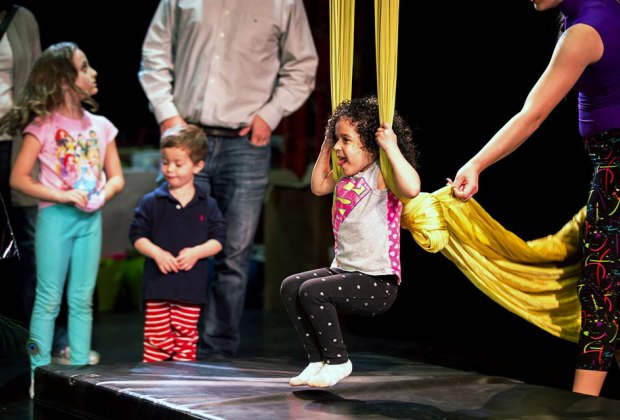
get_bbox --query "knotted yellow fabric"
[401,186,584,343]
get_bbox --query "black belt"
[197,125,242,138]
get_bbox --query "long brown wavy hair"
[0,42,98,136]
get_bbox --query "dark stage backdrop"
[20,0,590,225]
[19,1,590,209]
[17,0,598,393]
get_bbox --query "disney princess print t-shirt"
[24,110,118,212]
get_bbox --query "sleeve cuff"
[154,102,181,125]
[257,103,283,131]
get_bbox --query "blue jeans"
[0,141,11,207]
[195,135,270,355]
[11,205,37,324]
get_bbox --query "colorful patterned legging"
[280,268,397,365]
[577,128,620,371]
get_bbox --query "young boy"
[129,124,226,362]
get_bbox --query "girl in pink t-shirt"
[4,42,124,397]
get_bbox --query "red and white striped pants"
[143,300,201,362]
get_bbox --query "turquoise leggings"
[29,204,101,374]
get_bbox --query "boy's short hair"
[161,124,208,163]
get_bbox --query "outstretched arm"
[451,24,603,201]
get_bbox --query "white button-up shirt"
[138,0,319,131]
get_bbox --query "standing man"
[0,2,40,322]
[138,0,318,359]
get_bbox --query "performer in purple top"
[450,0,620,396]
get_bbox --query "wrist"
[467,159,485,173]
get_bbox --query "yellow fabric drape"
[374,0,408,202]
[401,186,583,343]
[329,0,354,182]
[328,1,583,342]
[374,0,398,126]
[329,0,406,204]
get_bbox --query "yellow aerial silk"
[328,0,354,182]
[329,0,406,203]
[401,187,583,343]
[328,0,583,342]
[374,0,409,203]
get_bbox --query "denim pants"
[29,204,101,374]
[195,135,270,355]
[0,140,11,208]
[0,140,13,205]
[11,205,37,324]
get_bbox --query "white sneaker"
[51,346,101,365]
[88,349,101,365]
[51,346,70,365]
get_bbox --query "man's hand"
[240,115,272,147]
[159,116,187,135]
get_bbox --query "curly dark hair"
[324,96,418,168]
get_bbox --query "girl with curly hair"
[280,96,421,387]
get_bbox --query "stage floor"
[4,308,620,419]
[33,354,620,419]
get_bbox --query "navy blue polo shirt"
[129,184,226,304]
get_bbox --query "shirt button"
[176,204,181,209]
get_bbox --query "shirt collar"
[154,183,207,203]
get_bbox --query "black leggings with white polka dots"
[280,267,398,365]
